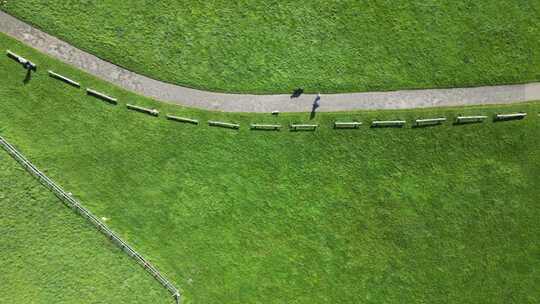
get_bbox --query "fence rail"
[0,135,181,304]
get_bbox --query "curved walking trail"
[2,11,539,113]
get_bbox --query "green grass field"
[0,145,170,303]
[1,33,539,303]
[2,1,539,93]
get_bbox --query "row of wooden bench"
[121,112,529,131]
[7,52,529,132]
[47,69,530,130]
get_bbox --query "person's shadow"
[23,69,32,84]
[291,88,304,98]
[309,95,321,120]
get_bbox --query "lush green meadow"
[0,144,170,303]
[1,33,539,303]
[2,0,539,93]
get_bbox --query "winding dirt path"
[1,11,539,113]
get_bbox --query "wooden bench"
[371,120,406,127]
[166,114,199,125]
[126,104,159,116]
[250,124,281,131]
[208,120,240,129]
[455,115,487,124]
[495,113,527,121]
[290,124,318,131]
[86,88,117,104]
[48,70,80,88]
[414,117,446,126]
[6,50,37,71]
[334,121,362,129]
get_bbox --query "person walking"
[314,93,321,108]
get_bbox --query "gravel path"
[1,11,539,113]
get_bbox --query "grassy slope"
[2,0,539,94]
[1,33,539,303]
[0,148,171,303]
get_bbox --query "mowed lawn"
[1,34,539,303]
[0,145,171,303]
[2,0,539,93]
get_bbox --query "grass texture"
[0,33,539,303]
[2,0,540,93]
[0,146,171,303]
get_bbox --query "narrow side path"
[1,11,539,113]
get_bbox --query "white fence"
[0,135,181,304]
